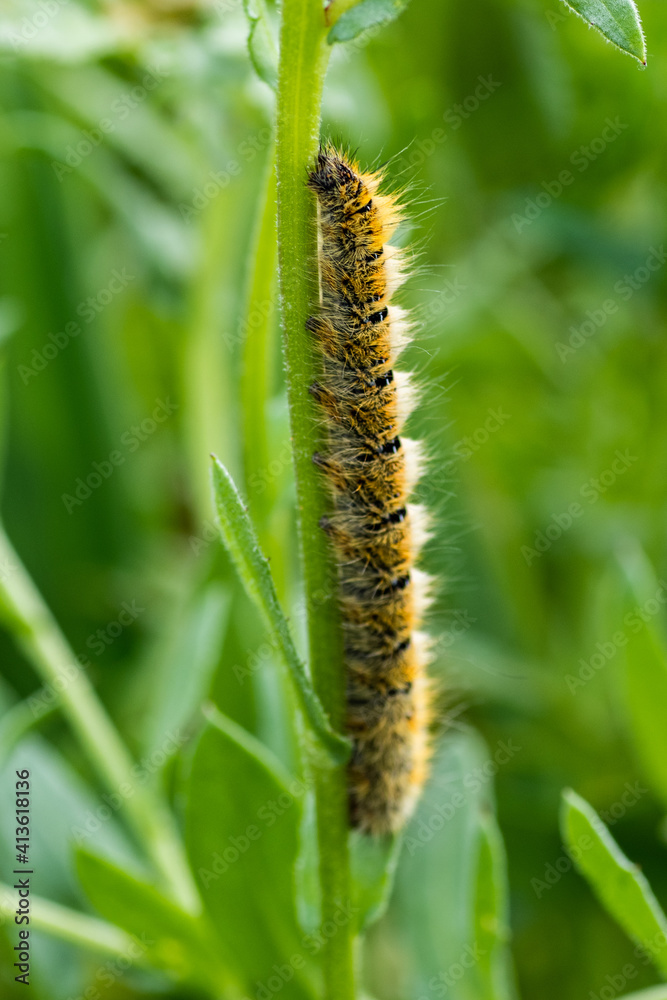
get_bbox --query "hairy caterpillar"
[307,146,433,836]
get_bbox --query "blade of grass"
[616,543,667,809]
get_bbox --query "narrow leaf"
[349,830,402,932]
[473,812,518,1000]
[617,546,667,809]
[327,0,411,44]
[560,0,646,64]
[76,850,229,993]
[620,990,667,1000]
[211,456,349,762]
[561,789,667,977]
[244,0,279,89]
[392,731,518,994]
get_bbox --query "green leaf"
[349,830,402,932]
[327,0,411,43]
[76,850,229,993]
[211,456,349,762]
[620,990,667,1000]
[0,696,56,768]
[0,3,121,61]
[142,583,230,757]
[473,812,518,1000]
[392,731,518,997]
[185,706,315,997]
[244,0,279,89]
[561,788,667,976]
[560,0,646,64]
[617,547,667,810]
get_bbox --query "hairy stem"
[275,3,356,998]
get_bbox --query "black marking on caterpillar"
[307,145,434,836]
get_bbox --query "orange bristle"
[307,146,434,836]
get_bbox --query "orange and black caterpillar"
[307,146,433,836]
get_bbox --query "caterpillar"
[307,146,433,836]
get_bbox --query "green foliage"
[75,850,227,991]
[473,813,516,1000]
[560,0,646,63]
[561,789,667,977]
[327,0,412,44]
[186,707,313,997]
[211,456,348,761]
[0,0,665,996]
[244,0,279,89]
[616,547,667,810]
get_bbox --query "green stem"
[0,527,199,915]
[275,4,356,999]
[0,882,144,960]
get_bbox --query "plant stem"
[275,4,356,999]
[0,527,199,914]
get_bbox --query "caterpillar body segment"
[307,147,434,836]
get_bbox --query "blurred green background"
[1,0,666,997]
